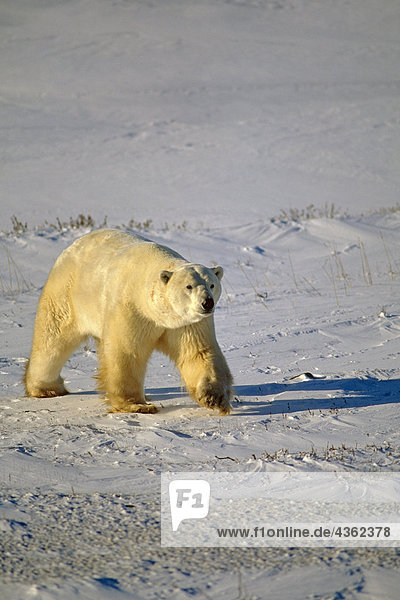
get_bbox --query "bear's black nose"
[202,297,214,312]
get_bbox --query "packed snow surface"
[1,0,400,598]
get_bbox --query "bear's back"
[53,230,187,281]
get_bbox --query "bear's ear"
[160,270,173,284]
[212,266,224,281]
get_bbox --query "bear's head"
[157,264,224,328]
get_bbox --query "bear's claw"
[196,381,232,415]
[109,403,158,414]
[200,396,231,415]
[107,395,158,414]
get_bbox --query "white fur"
[25,230,233,414]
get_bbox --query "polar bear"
[24,229,233,415]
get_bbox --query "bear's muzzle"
[202,296,214,313]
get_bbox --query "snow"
[1,0,400,597]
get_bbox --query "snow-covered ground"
[1,0,400,597]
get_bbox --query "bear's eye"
[186,285,192,290]
[210,284,215,289]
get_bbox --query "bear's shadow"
[231,377,400,417]
[71,377,399,417]
[149,377,400,416]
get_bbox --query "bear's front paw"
[196,380,232,415]
[107,395,158,414]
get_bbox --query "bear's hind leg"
[25,292,85,398]
[25,361,68,398]
[25,334,85,397]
